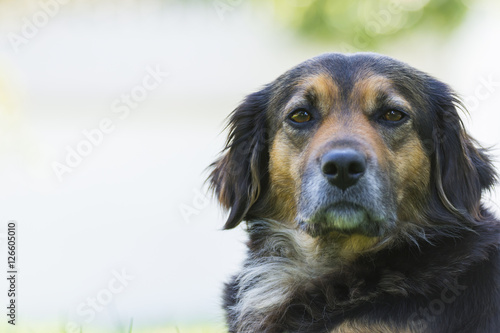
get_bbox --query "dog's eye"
[382,110,405,122]
[289,109,312,123]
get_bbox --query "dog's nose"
[321,149,366,190]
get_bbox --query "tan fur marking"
[331,321,412,333]
[337,234,381,259]
[296,73,340,112]
[268,73,340,224]
[393,135,431,222]
[350,74,430,224]
[268,130,301,223]
[306,111,390,172]
[302,112,390,259]
[350,75,412,117]
[351,75,395,112]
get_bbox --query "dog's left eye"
[382,110,405,122]
[288,109,312,124]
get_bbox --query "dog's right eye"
[288,109,312,124]
[382,110,405,122]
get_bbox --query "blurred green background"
[251,0,469,46]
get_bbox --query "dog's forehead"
[283,53,409,84]
[274,53,420,108]
[282,71,408,116]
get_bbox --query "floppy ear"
[430,81,497,222]
[208,87,270,229]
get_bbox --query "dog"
[209,53,500,333]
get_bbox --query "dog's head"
[209,53,496,247]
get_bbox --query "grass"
[0,321,225,333]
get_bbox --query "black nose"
[321,149,367,190]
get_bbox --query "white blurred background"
[0,0,499,332]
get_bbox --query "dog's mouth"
[298,202,384,237]
[324,202,368,229]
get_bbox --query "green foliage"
[256,0,470,49]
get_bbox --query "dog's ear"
[429,80,497,222]
[209,87,270,229]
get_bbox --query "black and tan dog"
[209,53,500,333]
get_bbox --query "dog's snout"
[321,149,366,190]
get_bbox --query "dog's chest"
[329,322,411,333]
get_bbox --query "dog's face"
[210,53,495,248]
[269,70,431,238]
